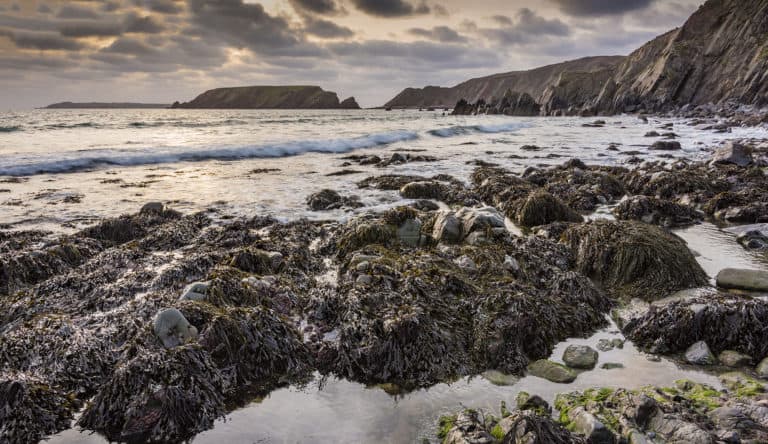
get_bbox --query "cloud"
[124,13,165,33]
[104,36,154,54]
[350,0,430,17]
[433,4,449,17]
[0,28,83,50]
[37,3,52,14]
[408,26,467,43]
[132,0,185,14]
[549,0,656,16]
[478,8,570,45]
[303,17,354,39]
[56,4,101,19]
[59,20,123,37]
[289,0,344,16]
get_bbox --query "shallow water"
[2,109,766,232]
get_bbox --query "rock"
[613,195,702,228]
[442,410,495,444]
[570,408,616,444]
[718,350,753,367]
[153,308,199,348]
[400,181,446,200]
[396,218,423,247]
[562,345,599,369]
[596,339,614,352]
[180,281,209,301]
[339,96,360,109]
[645,131,660,137]
[140,202,165,215]
[710,142,753,167]
[494,410,583,443]
[306,189,362,211]
[685,341,716,365]
[649,141,681,151]
[757,358,768,379]
[527,360,577,383]
[516,391,552,415]
[432,211,463,244]
[601,363,624,370]
[724,224,768,250]
[562,220,708,300]
[412,199,440,212]
[455,206,506,238]
[516,190,583,227]
[716,268,768,292]
[230,249,282,274]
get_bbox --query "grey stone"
[716,268,768,292]
[649,141,681,151]
[396,219,423,247]
[527,359,577,383]
[718,350,753,368]
[710,141,753,167]
[756,357,768,379]
[153,308,198,348]
[571,407,616,444]
[433,211,463,243]
[685,341,716,365]
[563,345,599,369]
[140,201,165,215]
[180,281,209,301]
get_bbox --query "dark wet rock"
[229,248,283,274]
[379,152,438,167]
[684,340,716,365]
[80,208,182,245]
[400,181,447,200]
[341,154,381,165]
[645,131,660,137]
[613,195,703,227]
[601,362,624,370]
[562,220,708,300]
[725,223,768,250]
[710,141,753,167]
[153,308,199,348]
[0,376,77,444]
[516,391,551,416]
[718,350,753,368]
[622,293,768,359]
[757,358,768,379]
[649,141,681,151]
[562,345,599,369]
[306,189,363,211]
[432,210,463,244]
[411,199,440,212]
[515,190,583,228]
[716,268,768,292]
[527,360,577,383]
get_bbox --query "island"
[170,85,360,109]
[44,102,170,109]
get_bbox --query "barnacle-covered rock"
[562,220,708,300]
[613,195,703,227]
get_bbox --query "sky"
[0,0,705,109]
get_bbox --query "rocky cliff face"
[384,56,624,110]
[387,0,768,115]
[172,86,360,109]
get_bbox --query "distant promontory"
[171,85,360,109]
[45,102,169,109]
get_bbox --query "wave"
[0,125,22,132]
[127,119,249,128]
[428,122,527,137]
[0,130,419,176]
[43,122,99,129]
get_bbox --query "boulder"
[399,181,446,200]
[757,358,768,379]
[396,218,424,247]
[649,141,682,151]
[716,268,768,292]
[432,211,463,244]
[153,308,199,348]
[685,341,716,365]
[562,220,708,300]
[180,281,209,301]
[613,195,702,228]
[563,345,599,369]
[140,202,165,215]
[515,190,583,227]
[710,142,753,167]
[570,408,616,444]
[516,391,552,415]
[718,350,753,367]
[307,189,362,211]
[527,360,577,383]
[455,206,506,238]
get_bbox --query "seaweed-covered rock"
[562,220,708,300]
[718,350,753,368]
[710,141,753,167]
[613,195,702,227]
[622,294,768,358]
[80,208,181,245]
[400,181,447,200]
[649,141,681,150]
[0,375,78,444]
[527,360,577,383]
[306,189,363,211]
[515,191,583,228]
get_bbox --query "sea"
[2,109,768,443]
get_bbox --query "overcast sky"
[0,0,704,109]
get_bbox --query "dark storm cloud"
[408,26,467,43]
[550,0,656,16]
[103,1,122,12]
[37,3,53,14]
[350,0,430,17]
[134,0,185,14]
[186,0,324,56]
[303,17,354,39]
[56,4,101,19]
[59,20,123,37]
[478,8,570,45]
[289,0,344,15]
[0,28,83,50]
[490,15,512,25]
[104,36,154,54]
[124,13,165,33]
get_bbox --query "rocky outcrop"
[386,0,768,114]
[44,102,169,109]
[452,89,541,116]
[172,86,361,109]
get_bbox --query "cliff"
[387,0,768,115]
[171,86,360,109]
[45,102,169,109]
[384,56,625,109]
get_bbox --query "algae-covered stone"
[562,220,708,300]
[718,350,753,367]
[758,357,768,379]
[601,362,624,370]
[716,268,768,292]
[400,181,446,200]
[527,360,577,383]
[515,391,551,415]
[515,190,583,227]
[685,341,716,365]
[613,195,702,228]
[562,345,599,369]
